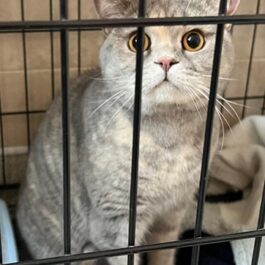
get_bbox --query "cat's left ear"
[227,0,240,15]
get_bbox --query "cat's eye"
[182,30,205,52]
[128,32,151,52]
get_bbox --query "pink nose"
[156,57,178,72]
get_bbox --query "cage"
[0,0,265,264]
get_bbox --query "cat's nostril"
[155,57,179,72]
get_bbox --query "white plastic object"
[0,199,18,264]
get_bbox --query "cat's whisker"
[104,95,134,131]
[185,0,193,12]
[196,83,242,128]
[90,77,127,82]
[88,90,126,118]
[105,90,130,112]
[184,85,203,121]
[88,88,130,102]
[215,107,225,148]
[218,98,245,108]
[216,98,242,126]
[217,94,257,110]
[190,85,210,103]
[200,74,237,82]
[194,84,246,135]
[192,72,237,81]
[194,81,244,110]
[215,107,237,144]
[190,86,227,149]
[215,108,226,151]
[218,97,263,127]
[197,86,237,119]
[128,101,134,111]
[87,72,102,79]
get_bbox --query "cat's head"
[94,0,240,116]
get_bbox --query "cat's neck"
[125,105,207,148]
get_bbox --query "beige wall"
[0,0,264,184]
[226,0,265,124]
[0,0,103,151]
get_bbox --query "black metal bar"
[241,0,261,118]
[0,100,6,184]
[191,1,227,264]
[0,110,46,116]
[0,183,20,190]
[251,181,265,265]
[261,14,265,114]
[21,0,31,149]
[226,95,265,101]
[77,0,81,76]
[0,28,101,34]
[49,0,55,99]
[128,1,146,265]
[60,0,71,259]
[262,95,265,114]
[0,15,265,32]
[8,229,265,265]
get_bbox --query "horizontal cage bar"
[7,229,265,265]
[0,15,265,32]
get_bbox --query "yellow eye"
[182,30,205,52]
[128,32,151,52]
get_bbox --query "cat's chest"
[110,112,202,176]
[89,111,202,192]
[139,130,201,179]
[136,132,201,210]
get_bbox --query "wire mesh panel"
[0,0,265,265]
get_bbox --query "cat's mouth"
[149,80,181,98]
[157,79,176,89]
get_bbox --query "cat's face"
[95,0,240,115]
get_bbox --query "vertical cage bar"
[128,1,146,265]
[191,1,227,264]
[251,182,265,265]
[262,94,265,115]
[21,0,31,148]
[60,0,71,258]
[77,0,81,76]
[241,0,261,118]
[49,0,55,99]
[0,99,6,184]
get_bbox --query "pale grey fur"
[16,1,238,265]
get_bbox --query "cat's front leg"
[79,243,108,265]
[147,208,186,265]
[89,209,150,265]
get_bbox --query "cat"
[16,0,240,265]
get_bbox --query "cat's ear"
[227,0,240,15]
[94,0,137,18]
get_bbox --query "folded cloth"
[207,115,265,231]
[208,115,265,265]
[181,115,265,265]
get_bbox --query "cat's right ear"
[94,0,137,18]
[227,0,240,15]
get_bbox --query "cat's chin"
[141,81,199,115]
[146,81,191,104]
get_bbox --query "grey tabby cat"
[17,0,240,264]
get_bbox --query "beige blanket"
[181,115,265,264]
[205,115,265,264]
